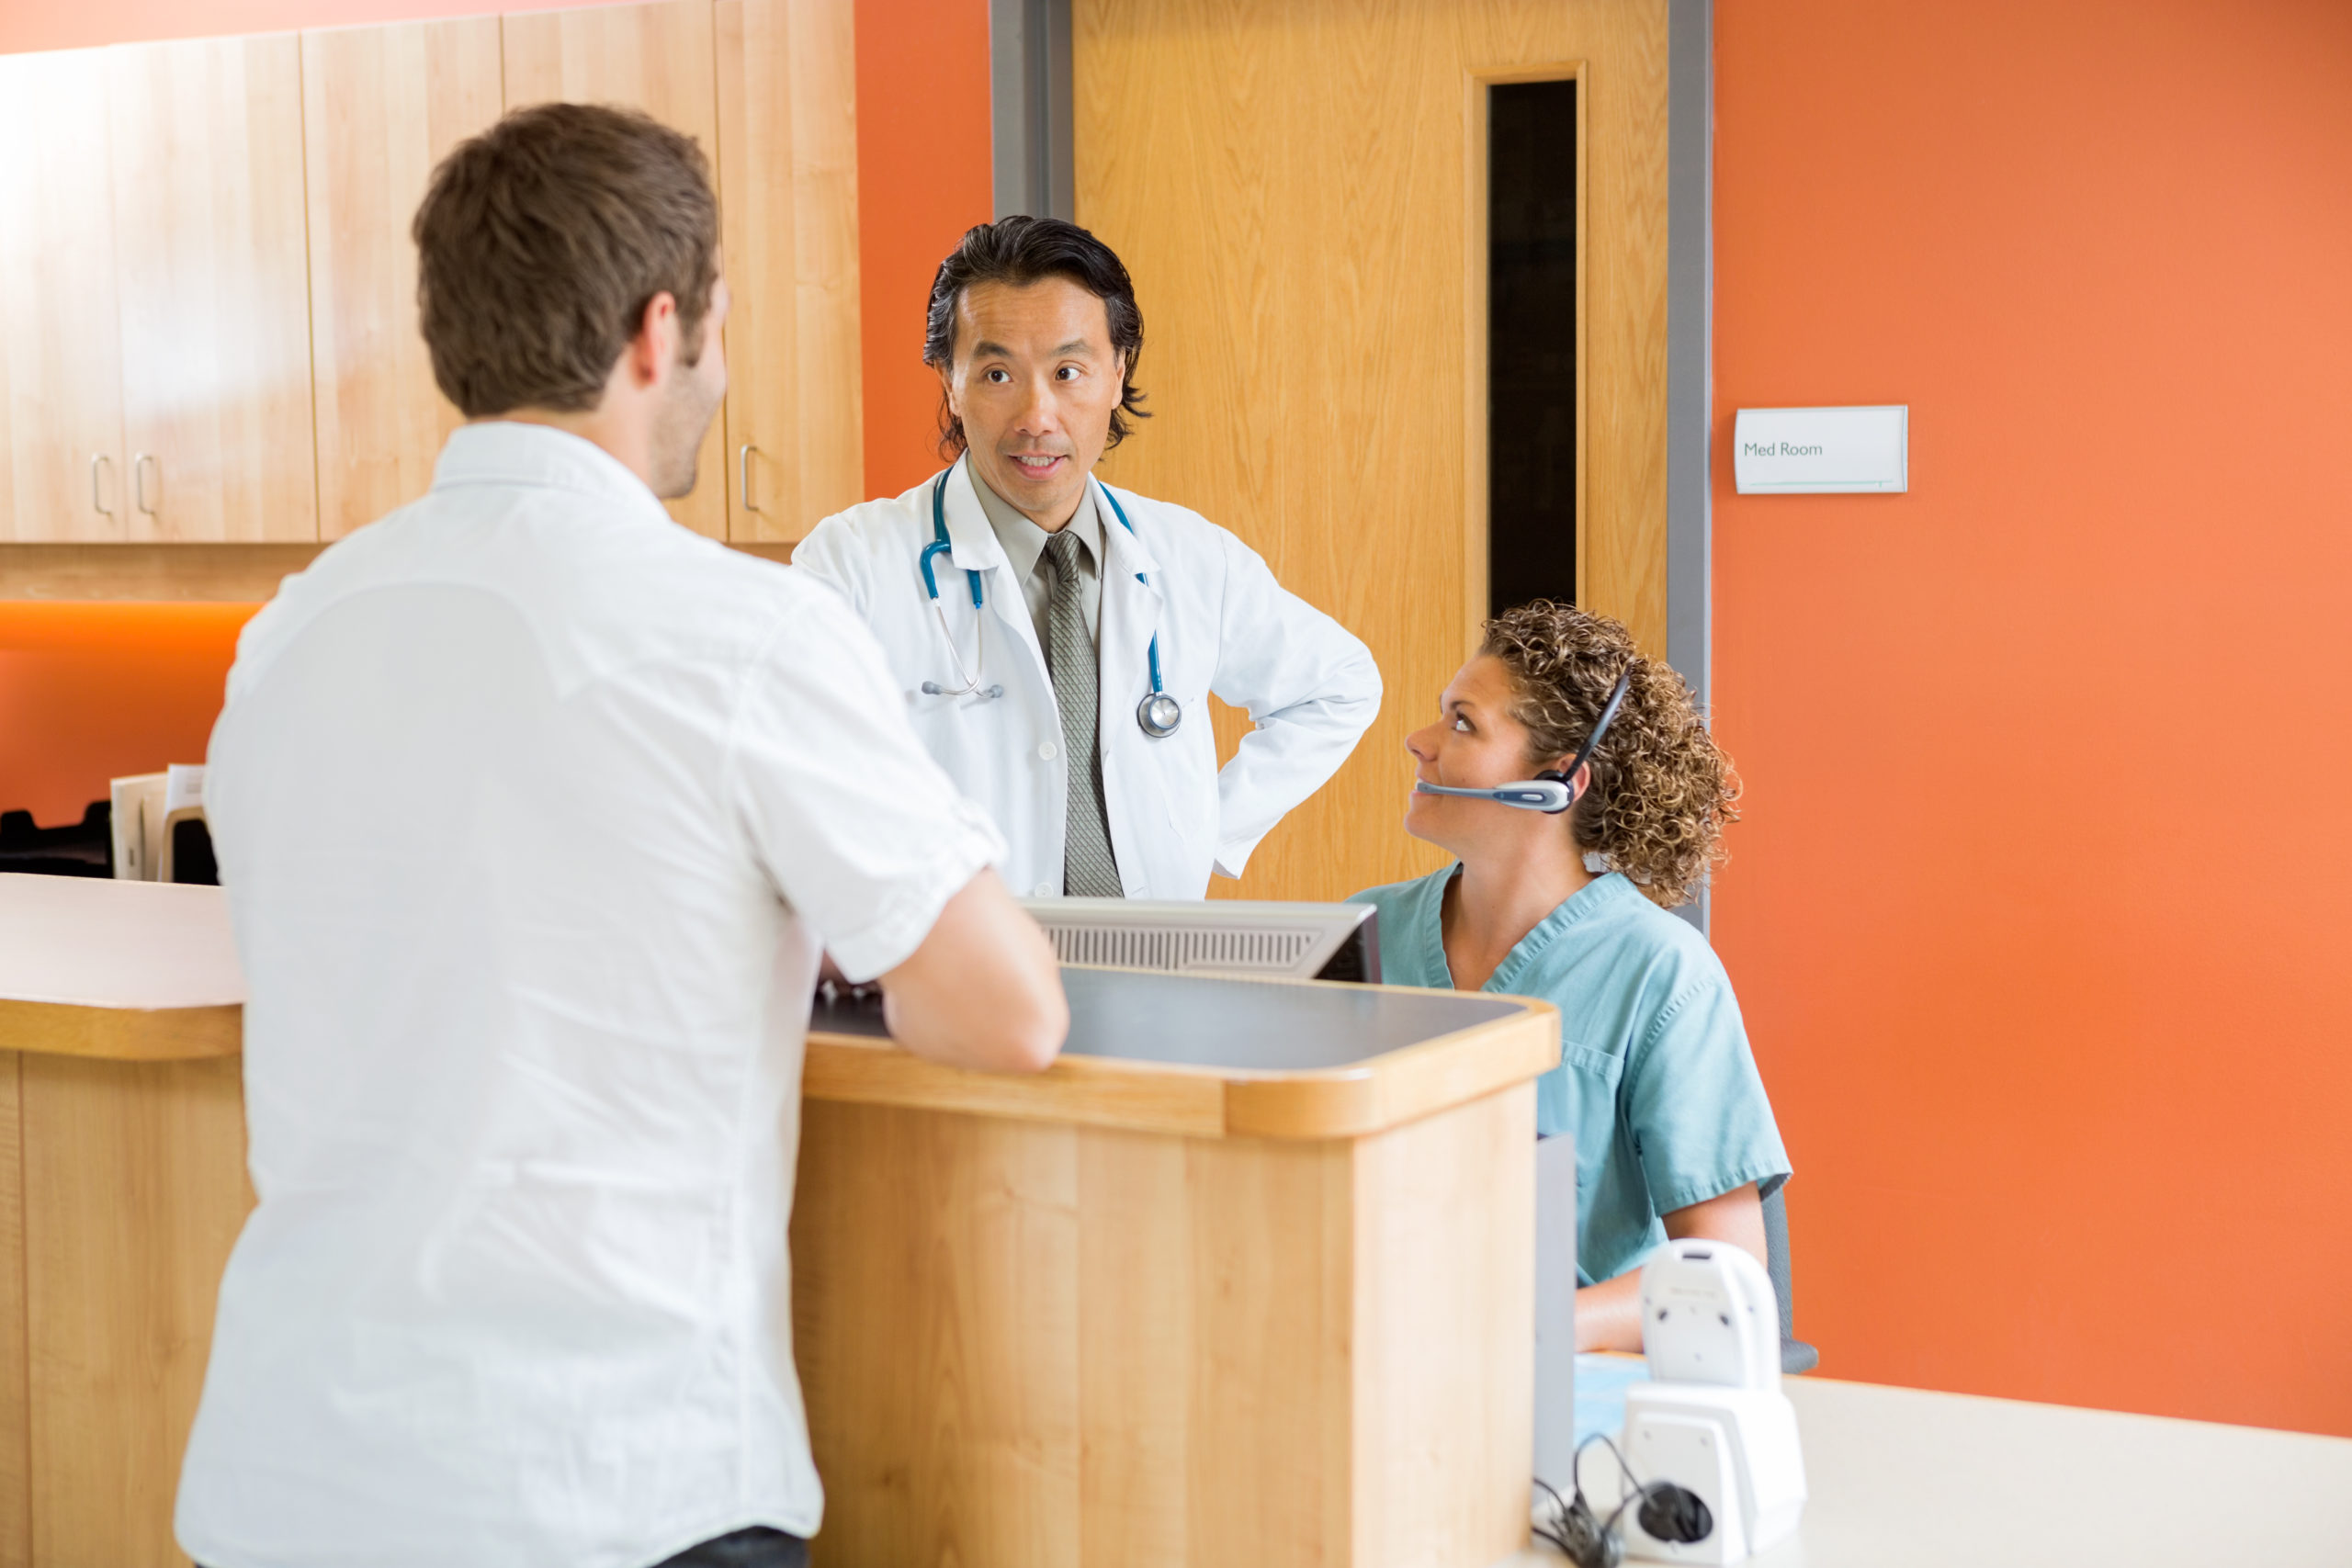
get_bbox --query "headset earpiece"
[1533,767,1576,807]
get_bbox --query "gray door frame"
[990,0,1075,220]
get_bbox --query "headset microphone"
[1414,777,1577,813]
[1412,666,1634,817]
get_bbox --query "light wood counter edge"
[0,998,243,1061]
[801,1038,1229,1136]
[0,973,1561,1135]
[1219,998,1559,1139]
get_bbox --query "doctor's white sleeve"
[784,514,867,615]
[1207,530,1382,879]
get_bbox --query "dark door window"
[1488,78,1577,616]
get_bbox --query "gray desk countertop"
[811,965,1526,1071]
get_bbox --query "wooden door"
[0,49,128,545]
[503,0,731,542]
[107,35,319,543]
[1075,0,1671,903]
[302,17,504,540]
[714,0,865,544]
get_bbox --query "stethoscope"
[1413,668,1633,813]
[919,466,1182,739]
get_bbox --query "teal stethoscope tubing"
[919,467,1180,737]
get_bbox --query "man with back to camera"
[795,217,1382,900]
[173,104,1068,1568]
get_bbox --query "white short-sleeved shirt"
[175,423,1004,1568]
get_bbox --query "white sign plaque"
[1733,405,1907,493]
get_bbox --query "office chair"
[1762,1184,1818,1375]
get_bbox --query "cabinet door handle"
[739,443,765,514]
[133,453,160,517]
[91,454,115,518]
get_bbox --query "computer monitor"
[1017,897,1381,983]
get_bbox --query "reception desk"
[797,971,1558,1568]
[0,874,1560,1568]
[0,874,250,1568]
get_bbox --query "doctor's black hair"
[922,216,1149,457]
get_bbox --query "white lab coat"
[795,457,1382,898]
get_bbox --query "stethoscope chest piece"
[1136,690,1182,739]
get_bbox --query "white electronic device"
[1619,1239,1806,1563]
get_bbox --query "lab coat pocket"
[902,684,1012,763]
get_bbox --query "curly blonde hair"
[1481,601,1740,908]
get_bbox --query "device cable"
[1534,1431,1694,1568]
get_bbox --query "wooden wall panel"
[1169,1127,1353,1566]
[793,1103,1382,1568]
[1074,0,1672,902]
[302,17,503,540]
[20,1054,251,1568]
[503,0,731,540]
[715,0,865,543]
[108,35,319,544]
[0,49,127,545]
[1351,1082,1534,1565]
[0,1055,28,1568]
[793,1100,1083,1567]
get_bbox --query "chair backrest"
[1761,1183,1818,1375]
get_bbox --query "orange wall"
[0,605,257,824]
[1712,0,2352,1435]
[855,0,993,497]
[0,0,988,828]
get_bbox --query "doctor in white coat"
[796,218,1380,899]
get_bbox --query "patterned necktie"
[1041,530,1124,897]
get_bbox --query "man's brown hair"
[413,102,719,417]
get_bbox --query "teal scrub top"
[1349,867,1791,1286]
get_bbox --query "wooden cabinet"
[108,35,318,543]
[302,18,504,541]
[0,49,129,545]
[0,40,315,547]
[717,0,865,544]
[503,0,731,542]
[0,0,864,563]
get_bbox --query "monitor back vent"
[1039,920,1320,976]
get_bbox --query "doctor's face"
[1404,655,1561,857]
[942,277,1125,530]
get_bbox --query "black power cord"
[1533,1432,1712,1567]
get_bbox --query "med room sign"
[1733,406,1908,493]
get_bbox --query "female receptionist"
[1350,601,1790,1353]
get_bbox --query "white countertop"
[0,873,243,1010]
[1500,1372,2352,1567]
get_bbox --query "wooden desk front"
[0,875,1560,1568]
[797,971,1560,1568]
